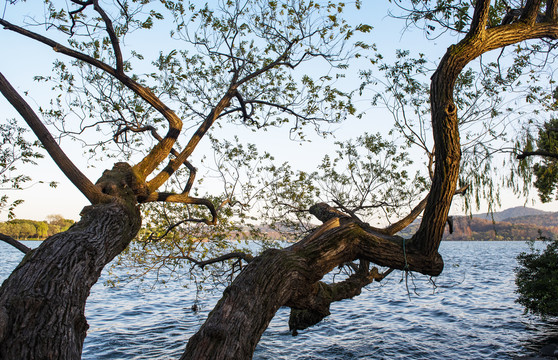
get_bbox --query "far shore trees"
[1,0,558,359]
[0,217,74,240]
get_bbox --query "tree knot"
[445,102,456,116]
[309,203,349,223]
[95,162,148,201]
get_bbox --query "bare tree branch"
[546,0,558,21]
[469,0,492,35]
[517,150,558,160]
[91,0,124,74]
[0,233,31,254]
[0,72,106,204]
[196,252,254,268]
[145,219,207,242]
[142,193,218,225]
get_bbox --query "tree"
[35,221,49,239]
[1,1,558,360]
[0,218,72,240]
[516,236,558,317]
[0,0,361,358]
[46,214,75,232]
[182,0,558,357]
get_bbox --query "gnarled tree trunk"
[182,2,558,359]
[0,200,140,359]
[182,208,443,360]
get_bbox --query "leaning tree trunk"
[182,208,444,360]
[182,3,558,358]
[0,200,141,359]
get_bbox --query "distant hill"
[400,206,558,241]
[443,216,558,241]
[506,212,558,227]
[472,206,552,222]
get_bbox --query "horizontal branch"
[196,252,254,269]
[141,193,218,225]
[0,233,31,254]
[311,183,468,238]
[517,150,558,160]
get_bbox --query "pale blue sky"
[0,1,556,221]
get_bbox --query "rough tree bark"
[182,205,442,360]
[0,164,141,359]
[0,64,146,359]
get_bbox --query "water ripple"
[1,241,556,359]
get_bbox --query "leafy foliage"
[532,119,558,202]
[108,200,264,289]
[205,133,430,236]
[112,132,426,287]
[109,138,279,288]
[0,216,75,240]
[0,119,44,218]
[29,0,365,162]
[362,30,558,212]
[515,236,558,317]
[362,48,513,212]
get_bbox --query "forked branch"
[66,0,124,72]
[384,184,468,235]
[0,18,183,183]
[114,124,199,196]
[146,40,300,192]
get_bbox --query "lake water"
[1,240,558,359]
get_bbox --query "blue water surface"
[1,240,557,359]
